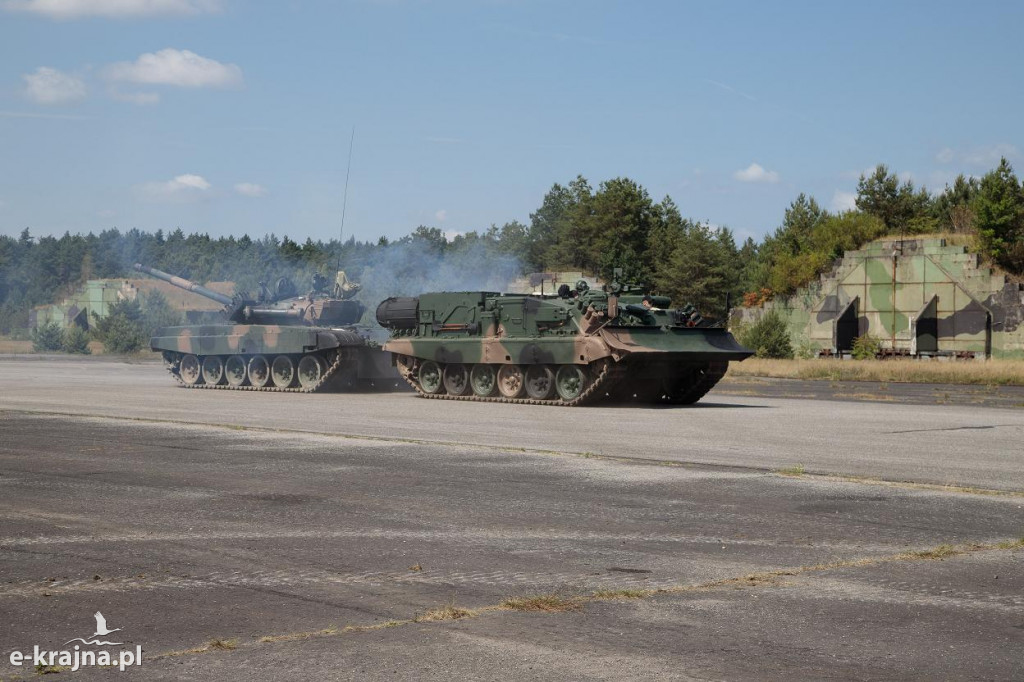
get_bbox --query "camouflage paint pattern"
[737,237,1024,358]
[378,288,752,405]
[135,264,398,390]
[31,279,140,331]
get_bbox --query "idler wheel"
[470,364,497,397]
[524,365,556,400]
[248,355,270,388]
[201,356,225,385]
[225,356,248,386]
[555,365,589,401]
[180,354,202,385]
[297,355,325,389]
[496,364,526,398]
[418,360,445,394]
[271,355,296,388]
[442,363,471,396]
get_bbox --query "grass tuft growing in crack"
[591,588,651,600]
[903,544,960,559]
[415,602,475,623]
[500,594,582,613]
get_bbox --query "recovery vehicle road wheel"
[497,364,526,398]
[443,363,471,396]
[470,364,497,397]
[555,364,589,402]
[524,364,556,400]
[418,360,445,394]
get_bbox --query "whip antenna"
[337,126,355,269]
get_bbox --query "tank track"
[396,357,627,407]
[398,356,728,407]
[661,361,728,404]
[165,350,344,393]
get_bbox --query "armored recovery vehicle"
[376,282,753,406]
[135,263,397,392]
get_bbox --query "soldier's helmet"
[575,279,590,293]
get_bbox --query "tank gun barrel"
[134,263,234,306]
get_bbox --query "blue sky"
[1,0,1021,244]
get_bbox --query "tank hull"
[379,292,753,406]
[383,327,750,365]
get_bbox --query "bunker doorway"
[913,295,938,355]
[834,296,859,353]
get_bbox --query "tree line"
[3,158,1023,339]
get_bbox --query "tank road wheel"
[443,363,471,396]
[225,356,248,387]
[496,364,526,398]
[470,364,497,397]
[418,360,445,394]
[524,364,556,400]
[201,356,225,385]
[271,355,296,388]
[297,355,325,389]
[248,355,271,388]
[555,365,589,402]
[180,354,202,385]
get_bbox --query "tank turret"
[133,263,366,327]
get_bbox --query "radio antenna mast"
[336,126,355,270]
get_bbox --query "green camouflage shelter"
[31,279,138,331]
[738,237,1024,359]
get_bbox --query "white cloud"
[840,166,879,181]
[442,230,464,242]
[931,144,1019,168]
[434,209,448,222]
[733,163,780,184]
[22,67,86,105]
[105,48,242,88]
[138,173,211,201]
[3,0,221,19]
[234,182,267,198]
[97,208,116,217]
[831,190,857,212]
[962,143,1019,167]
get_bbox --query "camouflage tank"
[134,263,397,392]
[376,281,753,406]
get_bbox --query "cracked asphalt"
[0,358,1021,680]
